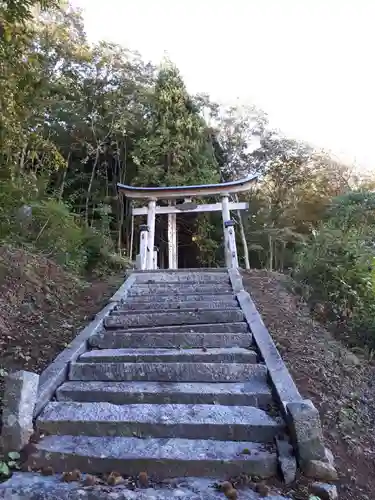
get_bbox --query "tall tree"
[132,60,219,187]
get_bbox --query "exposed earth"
[242,270,375,500]
[0,246,123,417]
[0,250,374,499]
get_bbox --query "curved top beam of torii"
[117,174,258,200]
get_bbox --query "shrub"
[294,222,375,350]
[0,176,124,274]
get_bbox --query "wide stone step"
[108,322,250,334]
[104,310,245,329]
[69,362,267,383]
[117,300,239,311]
[56,380,273,408]
[124,293,237,304]
[128,283,233,296]
[37,402,283,442]
[0,473,292,499]
[89,330,252,349]
[27,435,278,479]
[134,271,229,284]
[79,347,257,364]
[110,307,241,317]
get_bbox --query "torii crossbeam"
[117,176,257,270]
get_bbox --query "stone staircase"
[29,270,285,481]
[0,269,331,498]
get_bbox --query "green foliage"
[132,60,219,187]
[294,191,375,349]
[29,199,88,270]
[325,190,375,231]
[0,450,21,478]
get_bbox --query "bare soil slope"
[242,269,375,500]
[0,246,123,414]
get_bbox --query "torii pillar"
[146,198,156,270]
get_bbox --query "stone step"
[104,310,245,329]
[117,300,239,311]
[79,347,258,364]
[107,322,250,334]
[69,362,267,383]
[0,473,292,499]
[27,435,278,479]
[56,380,273,408]
[89,330,252,349]
[128,283,233,297]
[110,306,241,316]
[37,402,283,442]
[134,271,229,284]
[124,293,237,304]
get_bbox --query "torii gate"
[117,176,257,270]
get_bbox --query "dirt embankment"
[0,245,123,410]
[242,269,375,500]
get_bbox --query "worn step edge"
[132,279,231,287]
[110,307,241,316]
[104,310,245,329]
[37,402,283,442]
[89,331,252,349]
[116,302,240,312]
[129,283,231,290]
[124,293,237,303]
[56,380,273,409]
[69,362,267,383]
[27,435,278,479]
[134,272,230,283]
[78,347,257,364]
[127,287,233,297]
[100,322,250,334]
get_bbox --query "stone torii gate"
[117,176,257,270]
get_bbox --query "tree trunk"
[268,234,273,272]
[117,140,127,253]
[58,152,71,201]
[128,209,134,259]
[233,194,250,269]
[85,148,100,226]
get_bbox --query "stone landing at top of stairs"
[0,269,300,499]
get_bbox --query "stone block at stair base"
[286,400,326,466]
[275,438,297,484]
[310,482,338,500]
[305,460,338,481]
[1,370,39,452]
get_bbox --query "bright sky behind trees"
[71,0,375,172]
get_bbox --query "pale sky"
[71,0,374,172]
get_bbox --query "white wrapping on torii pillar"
[221,193,239,268]
[117,175,257,270]
[146,199,156,270]
[138,224,148,270]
